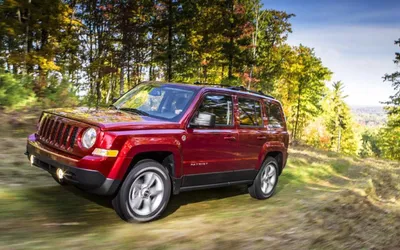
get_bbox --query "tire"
[112,159,171,223]
[248,157,279,200]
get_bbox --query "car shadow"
[62,184,250,219]
[161,185,249,218]
[63,185,114,209]
[57,180,289,221]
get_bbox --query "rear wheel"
[248,157,279,199]
[112,160,171,222]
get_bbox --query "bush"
[40,75,79,108]
[0,72,36,109]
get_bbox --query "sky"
[262,0,400,106]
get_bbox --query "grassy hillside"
[0,112,399,250]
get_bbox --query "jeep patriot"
[26,82,289,222]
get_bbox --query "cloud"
[287,25,400,106]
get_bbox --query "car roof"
[144,81,277,102]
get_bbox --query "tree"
[250,9,294,91]
[359,129,381,158]
[276,45,332,141]
[383,38,400,126]
[378,38,400,160]
[325,81,357,154]
[221,0,253,82]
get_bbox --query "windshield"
[113,83,197,121]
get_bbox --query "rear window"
[267,102,284,129]
[238,98,262,127]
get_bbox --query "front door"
[181,93,238,186]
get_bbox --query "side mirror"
[112,98,119,103]
[190,112,216,127]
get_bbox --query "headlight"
[82,128,97,149]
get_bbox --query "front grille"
[62,125,71,146]
[38,115,80,150]
[69,127,78,149]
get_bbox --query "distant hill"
[350,106,387,127]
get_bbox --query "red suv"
[26,82,289,222]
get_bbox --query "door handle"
[257,136,267,140]
[224,136,237,141]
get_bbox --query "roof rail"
[226,86,275,99]
[193,81,231,88]
[193,81,275,99]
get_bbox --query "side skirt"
[179,180,253,192]
[172,169,257,195]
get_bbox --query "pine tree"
[325,81,357,154]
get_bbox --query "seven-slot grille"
[37,115,80,149]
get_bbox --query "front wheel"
[248,157,279,200]
[112,160,171,223]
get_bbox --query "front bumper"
[26,140,120,196]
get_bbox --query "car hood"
[44,107,180,131]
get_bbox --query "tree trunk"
[248,5,260,89]
[228,36,233,80]
[106,78,112,104]
[96,77,101,108]
[127,51,131,87]
[337,127,341,152]
[203,65,208,83]
[149,30,155,81]
[120,67,124,96]
[36,26,49,96]
[167,0,173,82]
[293,87,302,141]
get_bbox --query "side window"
[238,98,262,126]
[197,94,233,126]
[267,102,284,129]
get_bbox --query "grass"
[0,111,399,249]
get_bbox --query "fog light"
[30,155,35,166]
[56,168,65,180]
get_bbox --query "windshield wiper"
[119,108,149,116]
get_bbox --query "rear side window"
[198,94,233,126]
[267,102,284,129]
[238,98,262,126]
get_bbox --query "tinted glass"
[197,95,233,126]
[114,84,196,121]
[268,102,284,128]
[238,98,262,126]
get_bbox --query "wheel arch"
[108,134,183,181]
[258,150,285,175]
[264,151,283,175]
[127,151,176,178]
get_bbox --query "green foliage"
[377,116,400,160]
[301,82,357,155]
[379,37,400,160]
[382,38,400,125]
[358,129,381,158]
[39,75,79,108]
[0,0,389,158]
[303,117,331,150]
[275,45,332,141]
[0,71,36,109]
[325,82,357,154]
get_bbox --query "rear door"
[182,92,239,186]
[265,100,289,148]
[236,96,266,170]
